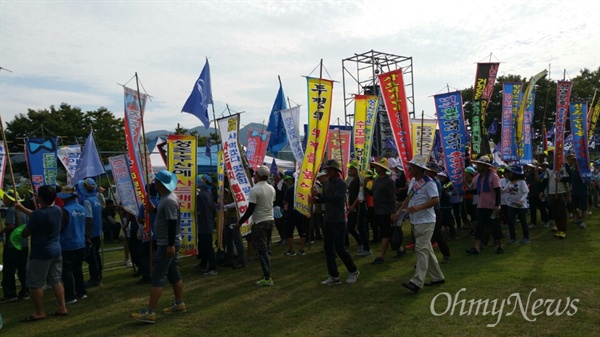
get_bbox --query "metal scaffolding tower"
[341,50,414,157]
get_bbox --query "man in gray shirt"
[131,170,185,324]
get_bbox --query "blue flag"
[74,131,104,183]
[266,81,288,156]
[182,58,213,129]
[205,138,212,157]
[487,119,499,135]
[270,157,278,175]
[385,137,397,152]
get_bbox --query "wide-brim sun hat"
[58,186,78,199]
[425,162,439,173]
[465,166,477,175]
[0,189,24,202]
[437,171,448,178]
[407,154,429,170]
[506,165,524,175]
[364,169,377,178]
[371,157,391,172]
[154,170,178,192]
[472,154,494,167]
[10,224,26,251]
[526,160,540,168]
[347,159,360,170]
[316,171,327,178]
[322,159,342,172]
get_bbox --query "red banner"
[378,69,412,173]
[246,127,271,170]
[326,129,352,180]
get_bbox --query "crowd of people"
[1,147,598,324]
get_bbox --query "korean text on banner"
[434,91,466,193]
[246,127,271,169]
[326,129,352,180]
[167,135,197,255]
[570,101,591,181]
[57,145,81,183]
[587,90,600,141]
[555,81,572,173]
[410,119,437,158]
[353,95,379,172]
[108,155,139,217]
[517,70,547,160]
[378,69,412,173]
[519,91,536,164]
[25,137,58,193]
[124,86,149,219]
[295,77,333,217]
[471,62,500,158]
[281,106,304,164]
[218,115,254,236]
[501,82,523,162]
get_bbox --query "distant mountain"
[144,122,267,146]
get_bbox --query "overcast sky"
[1,0,599,134]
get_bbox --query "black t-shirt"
[395,172,407,201]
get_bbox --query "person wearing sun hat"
[525,160,549,229]
[0,189,30,303]
[398,154,444,293]
[503,165,530,245]
[541,147,571,238]
[346,159,371,256]
[370,157,399,265]
[57,186,88,304]
[77,178,104,288]
[131,170,186,324]
[462,166,478,234]
[312,159,360,285]
[467,154,504,255]
[424,162,451,264]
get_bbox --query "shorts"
[377,213,392,238]
[286,211,307,238]
[571,194,588,213]
[151,245,182,287]
[26,257,63,288]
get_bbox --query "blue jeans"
[323,222,357,278]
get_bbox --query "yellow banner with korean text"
[295,77,333,217]
[167,134,197,256]
[410,118,437,158]
[353,95,379,174]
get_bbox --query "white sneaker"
[357,249,373,256]
[124,260,133,267]
[346,270,360,284]
[320,276,342,285]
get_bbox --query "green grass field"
[0,212,599,337]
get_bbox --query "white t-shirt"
[407,177,439,224]
[248,181,276,223]
[503,179,529,209]
[500,177,510,206]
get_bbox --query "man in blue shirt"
[17,185,68,321]
[78,178,104,287]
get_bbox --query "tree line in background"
[2,67,598,181]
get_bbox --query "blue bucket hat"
[58,186,78,199]
[77,178,97,197]
[154,170,178,192]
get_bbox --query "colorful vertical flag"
[216,150,225,249]
[519,91,536,164]
[554,81,572,174]
[217,114,254,236]
[471,62,500,158]
[108,154,139,216]
[124,86,149,225]
[182,58,213,129]
[517,70,547,160]
[205,137,212,157]
[587,89,600,141]
[295,77,333,217]
[25,137,58,193]
[378,68,412,173]
[57,145,81,186]
[246,127,271,169]
[501,82,523,162]
[280,106,304,164]
[73,131,104,183]
[570,101,591,180]
[410,118,437,158]
[434,91,466,193]
[266,80,288,156]
[326,129,352,180]
[167,135,198,255]
[353,94,379,173]
[270,157,278,175]
[0,143,6,189]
